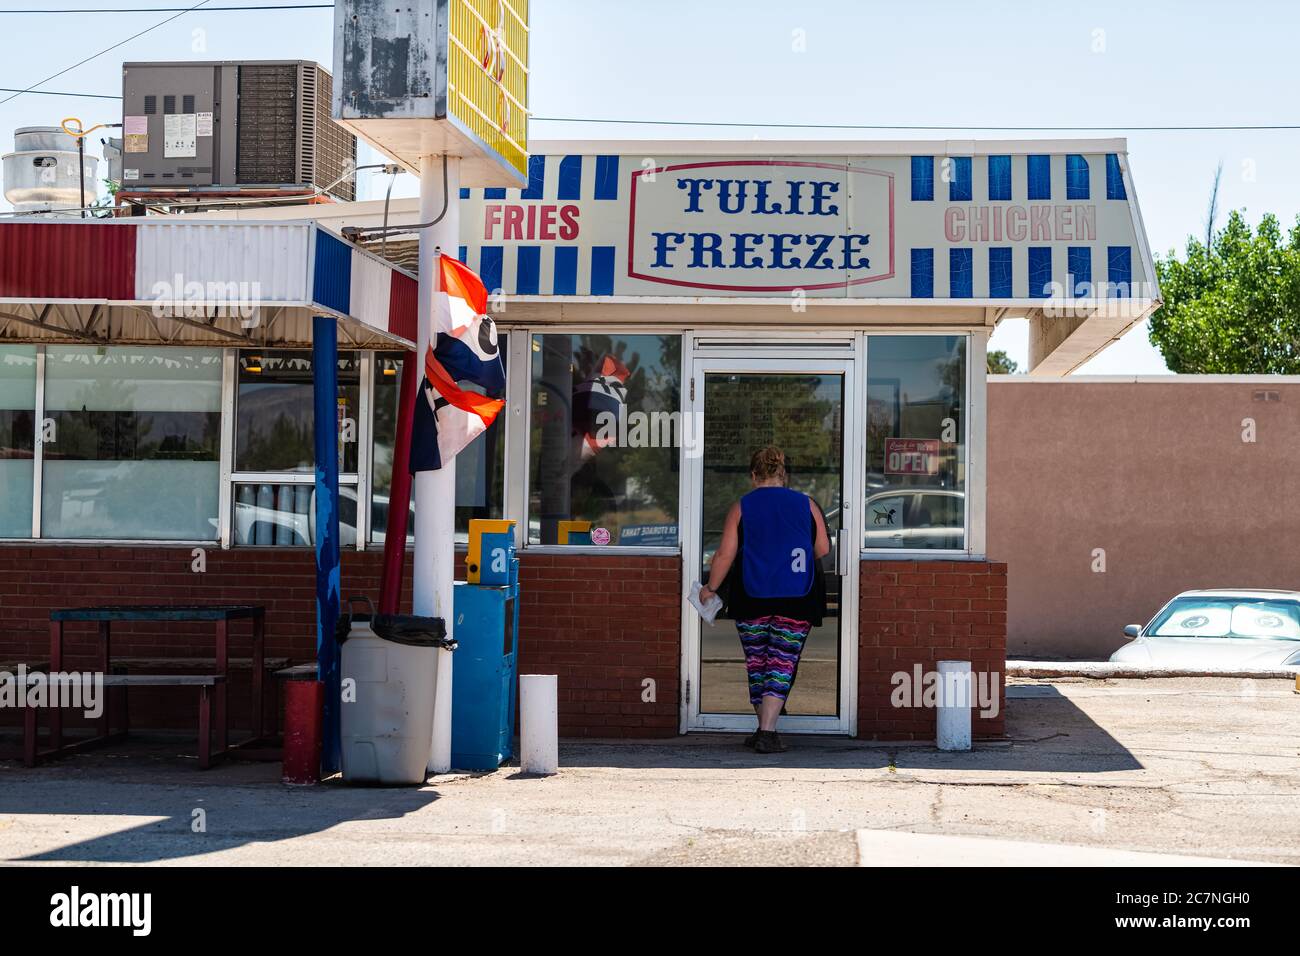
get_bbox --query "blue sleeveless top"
[739,487,815,599]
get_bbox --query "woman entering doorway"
[699,446,830,753]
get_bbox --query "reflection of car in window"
[863,488,963,550]
[234,485,359,548]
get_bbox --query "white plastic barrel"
[340,619,438,785]
[936,660,973,751]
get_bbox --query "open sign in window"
[884,438,940,475]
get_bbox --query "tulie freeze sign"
[458,144,1151,301]
[626,160,894,293]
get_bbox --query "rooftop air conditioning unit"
[119,59,357,199]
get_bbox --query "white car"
[1111,589,1300,668]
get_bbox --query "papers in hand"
[689,581,723,625]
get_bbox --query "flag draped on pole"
[410,254,506,473]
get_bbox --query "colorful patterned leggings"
[736,615,812,705]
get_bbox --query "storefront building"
[0,139,1158,740]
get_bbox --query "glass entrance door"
[683,356,859,734]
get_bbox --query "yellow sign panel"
[466,518,515,583]
[448,0,529,182]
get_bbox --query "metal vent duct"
[1,126,99,214]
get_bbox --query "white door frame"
[679,337,862,736]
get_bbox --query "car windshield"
[1148,597,1300,641]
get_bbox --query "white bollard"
[936,660,973,751]
[519,674,558,775]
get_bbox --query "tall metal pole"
[416,152,460,774]
[313,315,342,773]
[377,348,417,615]
[78,136,86,219]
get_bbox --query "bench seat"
[23,673,225,769]
[108,656,289,671]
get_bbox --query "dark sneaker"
[754,730,788,754]
[743,730,759,749]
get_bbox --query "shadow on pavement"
[552,684,1142,774]
[0,737,440,864]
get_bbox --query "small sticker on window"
[591,527,610,546]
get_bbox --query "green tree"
[1149,210,1300,373]
[986,349,1019,374]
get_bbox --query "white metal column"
[415,153,460,774]
[30,345,45,539]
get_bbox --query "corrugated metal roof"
[0,218,416,350]
[135,221,312,303]
[0,222,137,300]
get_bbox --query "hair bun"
[749,445,786,480]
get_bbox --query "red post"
[378,348,418,614]
[282,679,325,785]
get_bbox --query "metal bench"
[110,657,290,671]
[24,673,226,770]
[46,604,267,768]
[0,661,48,766]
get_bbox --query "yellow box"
[466,518,515,583]
[557,520,591,546]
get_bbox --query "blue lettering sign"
[650,231,686,268]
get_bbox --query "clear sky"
[3,0,1298,374]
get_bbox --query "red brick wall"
[0,544,683,738]
[0,545,1006,742]
[0,545,392,732]
[858,559,1007,740]
[516,553,680,738]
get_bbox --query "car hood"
[1110,636,1300,668]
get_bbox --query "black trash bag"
[335,596,456,650]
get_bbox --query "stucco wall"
[987,377,1300,659]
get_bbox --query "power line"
[0,86,120,99]
[532,116,1300,133]
[2,84,1297,134]
[0,4,328,11]
[0,0,212,107]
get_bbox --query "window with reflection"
[236,350,360,473]
[370,350,506,545]
[0,346,36,538]
[42,346,221,540]
[233,350,360,548]
[528,333,680,546]
[864,336,966,551]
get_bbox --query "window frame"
[0,344,40,541]
[859,329,983,560]
[226,346,366,550]
[519,325,685,557]
[3,328,987,562]
[3,343,226,546]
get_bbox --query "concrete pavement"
[0,676,1297,866]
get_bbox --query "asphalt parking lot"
[0,676,1296,866]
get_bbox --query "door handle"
[836,528,852,577]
